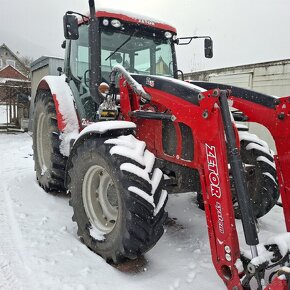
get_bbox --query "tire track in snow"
[0,259,22,290]
[0,184,39,289]
[0,192,23,290]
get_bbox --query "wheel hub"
[36,112,51,172]
[82,165,118,233]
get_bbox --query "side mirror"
[204,38,213,58]
[63,13,79,40]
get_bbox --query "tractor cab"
[63,10,179,122]
[67,10,178,82]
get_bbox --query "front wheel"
[67,134,168,262]
[197,129,279,219]
[233,130,279,218]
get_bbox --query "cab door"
[68,24,96,122]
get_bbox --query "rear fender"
[36,75,79,133]
[35,75,80,157]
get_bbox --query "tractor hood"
[131,74,206,106]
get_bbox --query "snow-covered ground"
[0,133,286,290]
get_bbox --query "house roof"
[0,43,30,75]
[0,64,29,80]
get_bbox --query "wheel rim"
[36,112,51,172]
[82,165,118,234]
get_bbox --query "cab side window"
[70,25,89,80]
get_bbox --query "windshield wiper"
[105,32,135,61]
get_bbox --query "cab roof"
[89,8,176,33]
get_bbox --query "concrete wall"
[185,59,290,151]
[30,56,64,102]
[185,59,290,97]
[31,65,49,104]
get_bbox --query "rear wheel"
[67,134,168,262]
[33,91,66,192]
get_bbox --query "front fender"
[64,120,136,188]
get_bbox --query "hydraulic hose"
[110,65,151,101]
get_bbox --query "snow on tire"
[33,91,66,192]
[233,130,279,219]
[67,134,168,263]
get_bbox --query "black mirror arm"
[176,36,212,45]
[66,11,89,22]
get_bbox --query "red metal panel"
[265,276,287,290]
[96,10,177,33]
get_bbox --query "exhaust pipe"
[88,0,102,106]
[89,0,96,19]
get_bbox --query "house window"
[6,59,15,67]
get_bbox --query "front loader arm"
[229,95,290,233]
[191,82,290,233]
[196,89,247,289]
[196,88,290,289]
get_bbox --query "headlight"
[164,31,173,39]
[103,19,109,26]
[111,19,121,28]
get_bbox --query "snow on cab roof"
[82,8,176,33]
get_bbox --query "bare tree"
[19,55,34,66]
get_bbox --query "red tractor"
[32,0,290,289]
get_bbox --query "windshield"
[101,27,174,82]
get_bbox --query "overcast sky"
[1,0,290,72]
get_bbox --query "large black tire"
[67,134,168,263]
[33,91,66,192]
[233,130,279,219]
[197,129,279,219]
